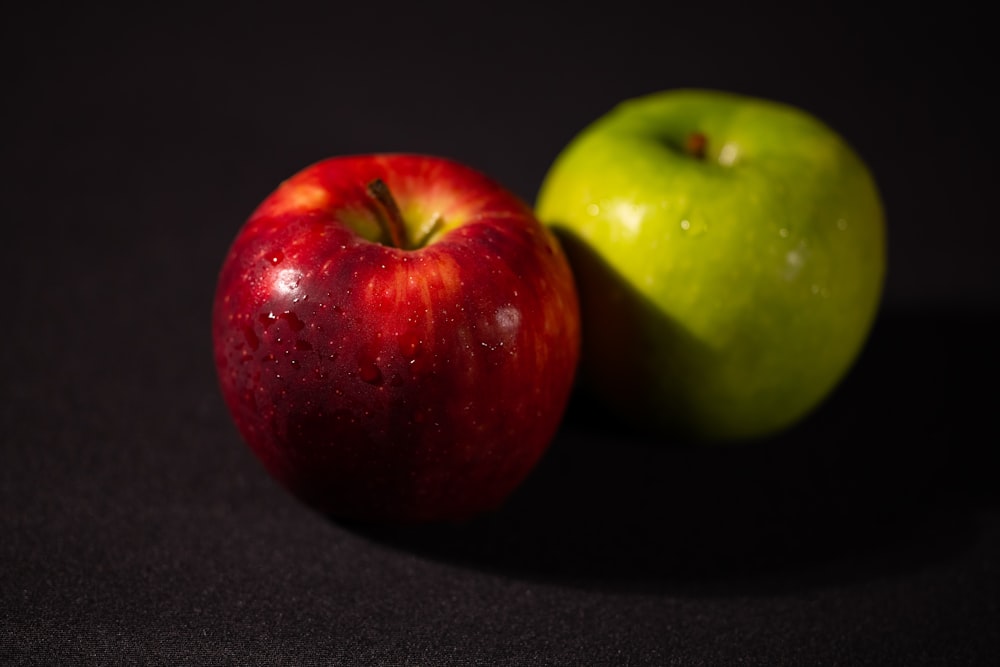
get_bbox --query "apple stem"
[366,178,408,249]
[685,132,707,159]
[422,213,444,244]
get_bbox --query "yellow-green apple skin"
[536,89,886,443]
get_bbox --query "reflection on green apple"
[536,88,886,443]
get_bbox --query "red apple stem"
[366,178,408,249]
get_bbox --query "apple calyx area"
[365,177,441,250]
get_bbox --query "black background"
[3,2,998,665]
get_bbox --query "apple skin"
[536,89,886,443]
[212,154,580,523]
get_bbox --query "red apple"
[212,154,581,523]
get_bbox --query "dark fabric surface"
[3,2,999,665]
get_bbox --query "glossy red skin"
[212,155,580,523]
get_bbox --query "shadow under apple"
[342,235,999,596]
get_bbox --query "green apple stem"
[685,132,707,159]
[366,178,408,249]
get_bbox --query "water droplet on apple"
[811,284,830,298]
[836,218,848,231]
[269,250,284,265]
[275,268,302,293]
[242,325,259,351]
[279,310,305,332]
[359,359,383,385]
[586,203,600,216]
[679,218,707,237]
[398,330,423,361]
[259,312,277,328]
[718,143,739,166]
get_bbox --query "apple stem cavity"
[366,178,409,249]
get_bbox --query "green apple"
[536,88,886,443]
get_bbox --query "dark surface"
[3,2,998,665]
